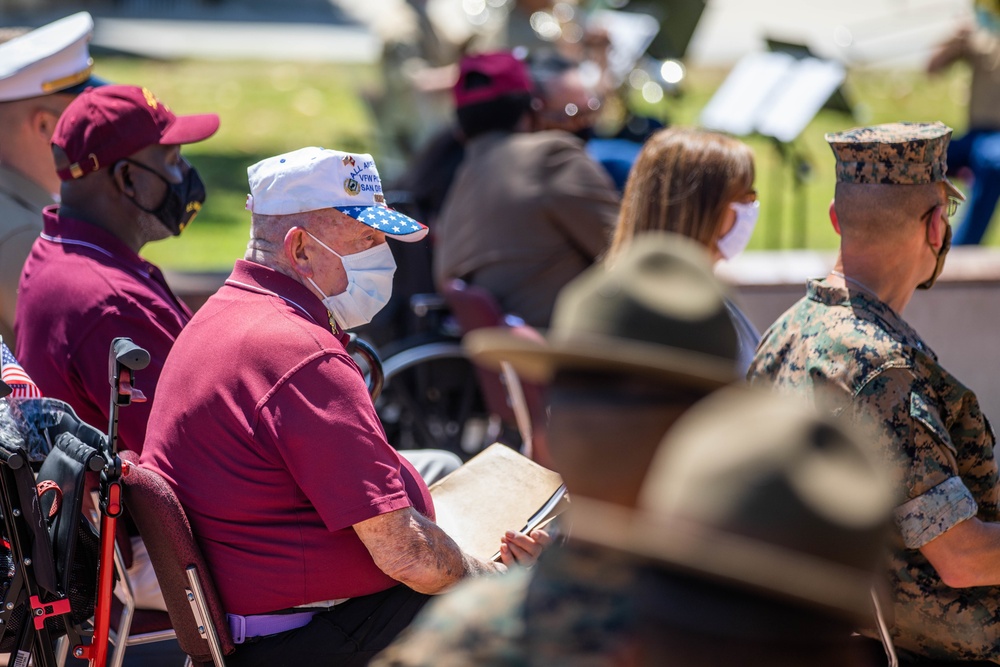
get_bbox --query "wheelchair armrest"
[347,335,384,402]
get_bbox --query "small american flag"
[1,342,40,399]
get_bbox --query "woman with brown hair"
[605,126,761,373]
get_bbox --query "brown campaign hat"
[464,232,739,390]
[826,121,965,201]
[569,387,896,620]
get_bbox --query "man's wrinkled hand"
[498,529,552,568]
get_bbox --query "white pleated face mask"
[304,230,396,330]
[717,200,760,260]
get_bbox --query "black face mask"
[121,159,206,235]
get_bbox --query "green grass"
[95,56,978,270]
[632,63,975,251]
[97,57,380,270]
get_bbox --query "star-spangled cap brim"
[335,206,428,243]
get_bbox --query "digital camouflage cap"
[826,121,965,201]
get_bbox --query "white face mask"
[717,200,760,260]
[304,230,396,331]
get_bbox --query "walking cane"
[74,338,149,666]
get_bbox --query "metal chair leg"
[185,567,226,667]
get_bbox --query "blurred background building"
[0,0,971,69]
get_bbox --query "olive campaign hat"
[570,387,896,619]
[465,233,739,390]
[826,121,965,201]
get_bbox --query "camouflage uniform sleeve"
[894,477,976,548]
[850,367,976,549]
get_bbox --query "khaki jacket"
[0,164,50,352]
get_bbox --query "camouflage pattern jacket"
[372,542,638,666]
[748,279,1000,662]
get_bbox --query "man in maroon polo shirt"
[14,84,218,457]
[141,147,548,666]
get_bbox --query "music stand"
[587,9,661,85]
[618,0,707,60]
[766,38,854,115]
[699,42,854,248]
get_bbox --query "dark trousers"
[227,585,431,667]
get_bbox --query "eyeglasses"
[921,196,961,221]
[946,196,961,218]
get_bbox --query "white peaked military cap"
[0,12,103,102]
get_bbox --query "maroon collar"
[225,260,348,342]
[42,206,163,278]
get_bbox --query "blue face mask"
[303,231,397,331]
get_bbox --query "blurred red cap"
[453,51,533,109]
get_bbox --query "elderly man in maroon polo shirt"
[141,147,548,666]
[15,84,218,456]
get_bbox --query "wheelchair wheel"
[375,337,520,461]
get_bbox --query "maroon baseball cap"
[453,51,533,109]
[53,84,220,181]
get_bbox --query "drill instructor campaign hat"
[570,387,896,619]
[0,12,105,102]
[246,146,429,242]
[465,232,739,390]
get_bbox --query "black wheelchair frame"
[352,295,519,462]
